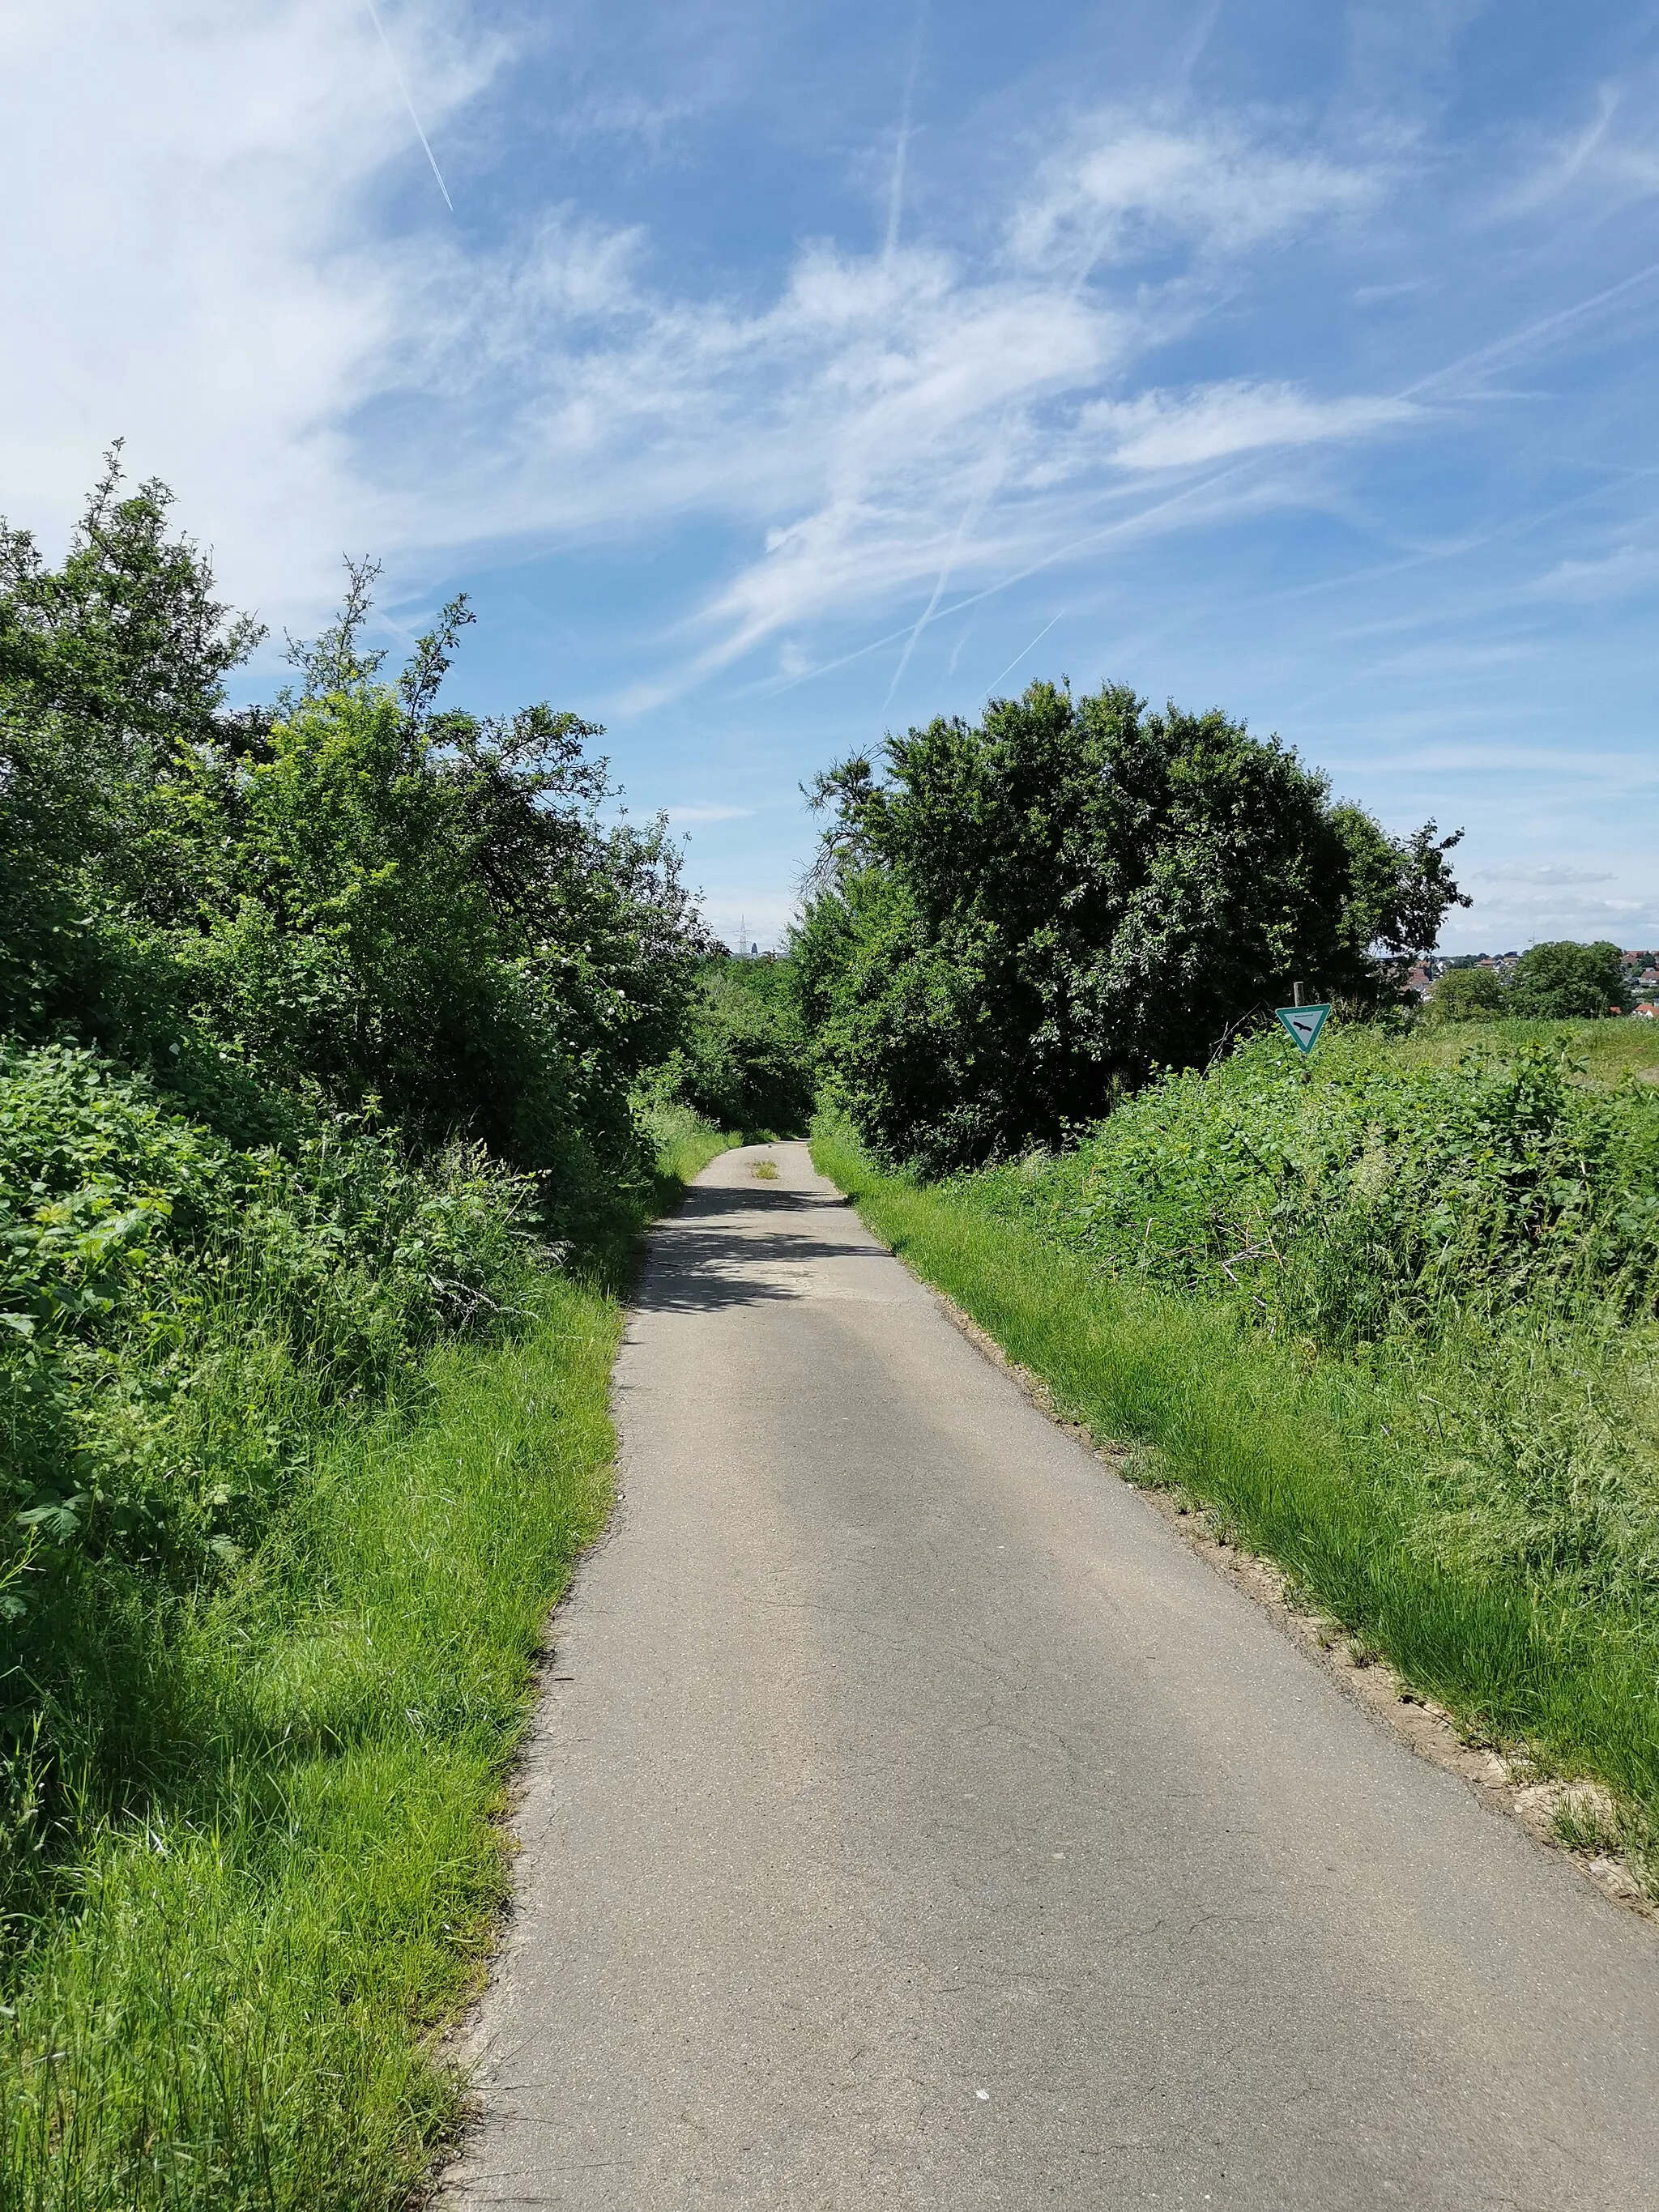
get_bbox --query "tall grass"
[0,1117,731,2212]
[813,1051,1659,1871]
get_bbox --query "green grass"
[0,1116,731,2212]
[642,1100,741,1191]
[812,1117,1659,1877]
[1405,1015,1659,1084]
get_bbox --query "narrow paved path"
[450,1144,1659,2210]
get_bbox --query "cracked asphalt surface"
[447,1141,1659,2210]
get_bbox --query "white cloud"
[1478,865,1614,885]
[0,0,501,615]
[0,10,1411,685]
[1525,543,1659,603]
[1009,114,1371,269]
[1084,381,1418,470]
[1497,84,1659,220]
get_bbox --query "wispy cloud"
[1085,381,1418,470]
[883,0,929,262]
[1008,113,1371,271]
[0,0,499,607]
[0,16,1418,680]
[6,0,1658,809]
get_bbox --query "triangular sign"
[1274,1002,1332,1055]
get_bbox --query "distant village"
[1404,948,1659,1018]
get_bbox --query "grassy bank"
[812,1059,1659,1881]
[0,1118,731,2212]
[1401,1014,1659,1084]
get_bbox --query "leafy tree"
[1429,965,1507,1022]
[0,462,706,1215]
[0,449,267,1043]
[795,679,1467,1169]
[1508,940,1629,1021]
[651,956,814,1134]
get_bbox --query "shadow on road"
[633,1182,864,1314]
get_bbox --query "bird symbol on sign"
[1273,1004,1332,1054]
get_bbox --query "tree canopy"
[0,455,705,1217]
[1429,965,1507,1022]
[1507,940,1629,1021]
[793,680,1467,1170]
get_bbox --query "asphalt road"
[449,1142,1659,2210]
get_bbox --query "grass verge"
[0,1118,732,2212]
[812,1117,1659,1881]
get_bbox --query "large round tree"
[794,680,1466,1170]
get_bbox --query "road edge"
[847,1195,1658,1934]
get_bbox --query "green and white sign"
[1274,1002,1332,1055]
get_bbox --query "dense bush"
[0,1045,535,1571]
[795,679,1466,1170]
[0,460,710,1918]
[1508,940,1629,1021]
[1429,965,1507,1021]
[0,471,701,1202]
[649,956,813,1136]
[959,1024,1659,1612]
[969,1026,1659,1345]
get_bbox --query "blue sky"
[4,2,1657,951]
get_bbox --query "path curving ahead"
[449,1143,1659,2210]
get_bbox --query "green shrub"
[650,956,813,1135]
[1428,965,1506,1021]
[0,467,702,1218]
[0,460,716,1941]
[1508,940,1630,1021]
[794,679,1468,1169]
[0,1044,539,1913]
[949,1025,1659,1626]
[969,1025,1659,1344]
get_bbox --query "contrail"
[1401,258,1659,401]
[364,0,454,212]
[882,462,1000,712]
[884,0,928,262]
[761,458,1254,698]
[987,612,1064,695]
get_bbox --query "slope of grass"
[0,1117,731,2212]
[812,1115,1659,1879]
[1405,1015,1659,1084]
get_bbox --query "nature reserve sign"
[1274,1002,1332,1054]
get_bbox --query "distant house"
[1634,1002,1659,1021]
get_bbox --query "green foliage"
[968,1025,1659,1346]
[0,1272,621,2211]
[0,475,702,1205]
[0,465,715,1942]
[650,955,814,1136]
[933,1021,1659,1628]
[796,679,1466,1170]
[0,1042,540,1916]
[1429,965,1507,1021]
[0,451,262,1050]
[1508,940,1629,1021]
